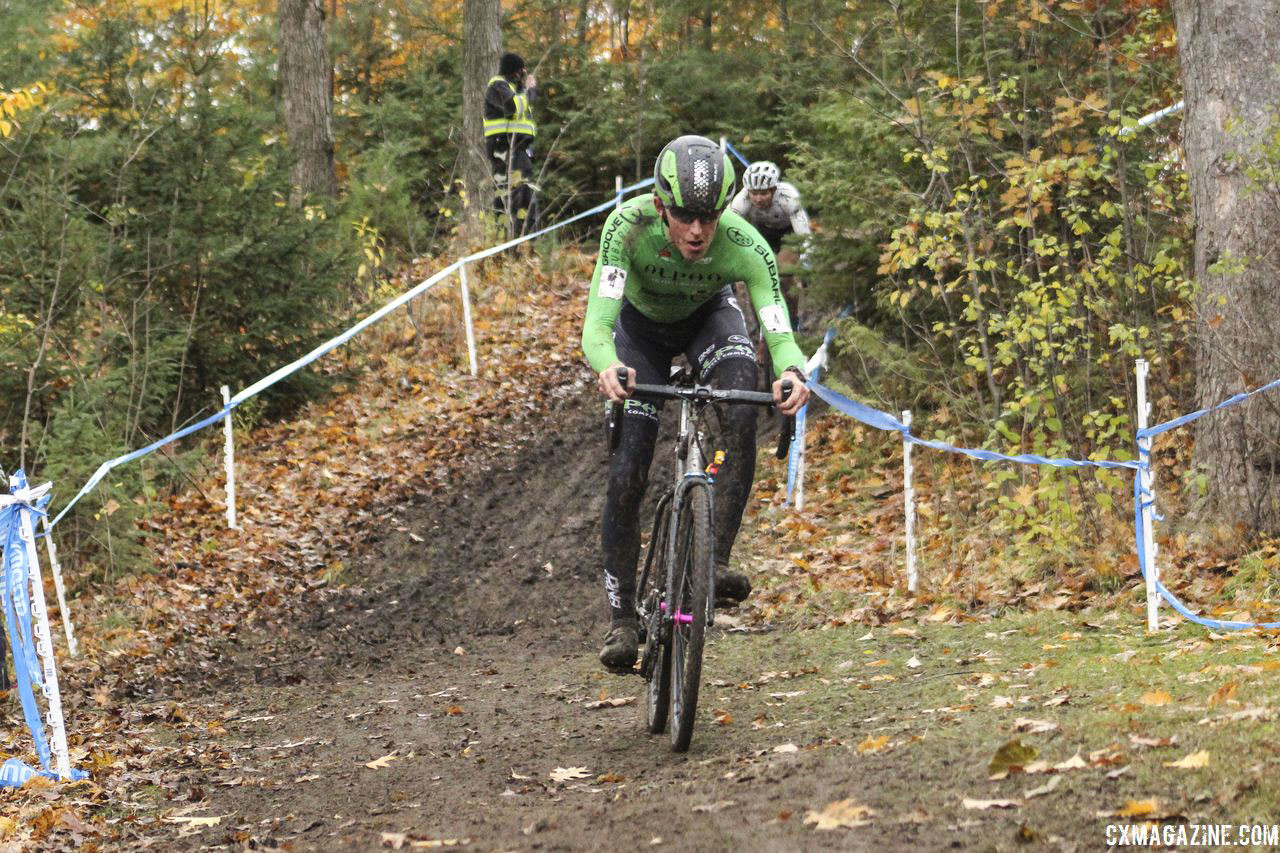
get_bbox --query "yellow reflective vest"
[483,76,537,138]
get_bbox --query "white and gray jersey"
[729,181,811,250]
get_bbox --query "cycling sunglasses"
[666,205,723,226]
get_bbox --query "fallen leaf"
[962,798,1021,810]
[1128,733,1176,749]
[992,695,1015,708]
[1141,690,1172,706]
[1088,746,1125,766]
[1023,775,1061,799]
[549,766,592,783]
[1163,750,1209,769]
[691,800,736,813]
[163,814,228,827]
[906,656,922,669]
[445,706,464,716]
[803,799,876,830]
[584,697,635,710]
[1013,718,1058,734]
[1106,766,1131,780]
[1208,681,1238,707]
[596,772,625,783]
[453,646,466,656]
[713,709,733,726]
[383,832,408,850]
[773,743,799,754]
[1054,752,1088,772]
[407,838,470,848]
[857,735,891,754]
[366,752,400,770]
[988,738,1038,778]
[926,606,954,623]
[1114,798,1159,818]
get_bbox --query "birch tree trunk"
[1172,0,1280,530]
[462,0,501,240]
[280,0,338,205]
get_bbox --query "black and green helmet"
[652,135,735,214]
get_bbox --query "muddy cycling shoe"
[714,567,752,608]
[599,619,639,672]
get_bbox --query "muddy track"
[174,393,918,852]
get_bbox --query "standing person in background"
[483,52,539,236]
[730,161,811,331]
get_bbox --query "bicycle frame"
[627,369,790,667]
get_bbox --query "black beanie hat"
[499,52,526,78]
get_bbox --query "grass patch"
[565,608,1280,840]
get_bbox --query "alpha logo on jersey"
[759,304,791,334]
[725,226,754,248]
[598,265,627,300]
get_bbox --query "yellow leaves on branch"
[0,83,50,138]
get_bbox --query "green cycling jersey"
[581,194,806,379]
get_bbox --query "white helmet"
[743,161,780,191]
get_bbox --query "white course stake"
[794,409,807,512]
[459,262,479,377]
[222,385,237,530]
[903,410,918,593]
[39,515,76,656]
[615,175,623,208]
[1135,359,1159,631]
[17,506,72,779]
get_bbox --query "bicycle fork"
[666,474,717,631]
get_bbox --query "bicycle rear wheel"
[668,480,714,752]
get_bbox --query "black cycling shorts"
[612,286,758,421]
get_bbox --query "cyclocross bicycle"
[607,366,793,751]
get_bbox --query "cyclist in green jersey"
[581,135,810,670]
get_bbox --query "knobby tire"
[669,481,713,752]
[641,493,672,734]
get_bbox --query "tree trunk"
[462,0,501,241]
[1173,0,1280,531]
[279,0,338,204]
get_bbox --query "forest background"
[0,0,1227,587]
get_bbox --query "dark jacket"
[483,75,537,160]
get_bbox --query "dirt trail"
[167,391,840,851]
[167,391,1090,852]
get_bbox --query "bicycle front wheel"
[668,480,714,752]
[641,493,673,735]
